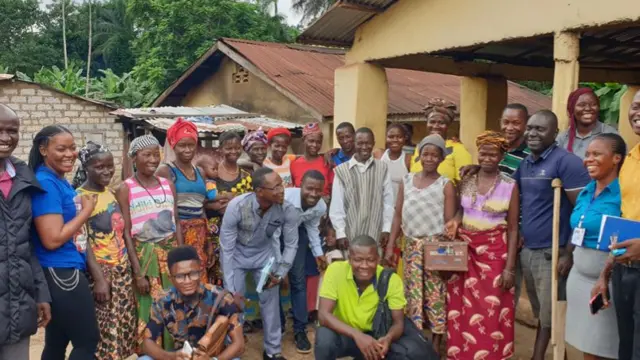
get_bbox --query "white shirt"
[274,187,326,257]
[329,156,395,239]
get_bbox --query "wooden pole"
[551,178,566,360]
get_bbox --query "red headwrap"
[166,117,198,149]
[267,128,292,143]
[566,87,599,153]
[303,122,322,137]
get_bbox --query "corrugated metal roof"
[223,39,551,117]
[112,105,302,134]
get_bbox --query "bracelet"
[502,269,515,276]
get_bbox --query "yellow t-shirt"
[620,144,640,221]
[319,261,406,332]
[410,139,472,182]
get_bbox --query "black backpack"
[371,268,440,360]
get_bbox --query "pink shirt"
[0,160,16,198]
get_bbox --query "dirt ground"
[28,322,580,359]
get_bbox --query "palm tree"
[292,0,335,22]
[85,0,92,96]
[93,0,135,74]
[62,0,68,69]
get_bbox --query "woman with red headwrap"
[264,128,297,188]
[556,87,619,159]
[156,117,209,282]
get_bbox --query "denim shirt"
[273,188,326,257]
[219,193,299,293]
[569,179,621,250]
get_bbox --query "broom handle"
[550,178,563,346]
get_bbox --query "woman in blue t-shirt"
[29,125,109,360]
[565,133,626,360]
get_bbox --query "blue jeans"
[280,226,310,334]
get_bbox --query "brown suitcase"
[194,290,232,359]
[423,240,468,272]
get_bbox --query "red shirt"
[0,160,15,199]
[290,156,333,196]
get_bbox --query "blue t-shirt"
[514,145,590,249]
[569,179,621,250]
[331,149,351,167]
[31,166,87,270]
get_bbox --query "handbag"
[371,269,439,360]
[423,235,469,272]
[195,290,231,358]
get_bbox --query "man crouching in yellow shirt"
[315,235,406,360]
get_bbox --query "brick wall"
[0,81,124,184]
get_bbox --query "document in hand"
[597,215,640,251]
[257,256,275,294]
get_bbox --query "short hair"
[594,133,627,170]
[402,123,414,134]
[168,246,200,271]
[386,123,406,136]
[504,103,529,118]
[252,167,276,189]
[530,109,558,128]
[355,127,374,138]
[301,169,325,183]
[349,235,378,249]
[218,131,241,147]
[336,122,355,133]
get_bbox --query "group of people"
[2,87,640,360]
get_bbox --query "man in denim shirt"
[220,167,299,360]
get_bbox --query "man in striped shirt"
[499,103,531,177]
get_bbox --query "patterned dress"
[446,174,516,360]
[77,187,136,360]
[401,174,450,334]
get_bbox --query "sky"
[39,0,304,26]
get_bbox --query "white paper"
[181,341,193,355]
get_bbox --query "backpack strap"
[376,268,395,303]
[206,289,230,329]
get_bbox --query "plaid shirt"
[144,284,241,348]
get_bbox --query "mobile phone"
[612,248,627,257]
[590,293,608,315]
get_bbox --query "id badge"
[571,227,586,247]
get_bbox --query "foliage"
[128,0,299,93]
[291,0,335,23]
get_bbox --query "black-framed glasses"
[172,270,201,283]
[260,184,284,192]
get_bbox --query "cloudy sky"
[40,0,304,25]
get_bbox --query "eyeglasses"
[172,270,201,283]
[260,184,284,192]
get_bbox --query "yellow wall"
[346,0,640,64]
[183,57,317,124]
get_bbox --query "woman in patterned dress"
[446,131,519,360]
[74,142,136,359]
[115,135,183,352]
[384,134,457,353]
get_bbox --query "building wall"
[0,81,124,184]
[182,57,317,124]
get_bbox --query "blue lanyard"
[577,194,597,228]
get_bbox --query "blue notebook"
[597,215,640,251]
[256,257,275,294]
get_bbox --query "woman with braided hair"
[446,131,519,359]
[410,98,472,182]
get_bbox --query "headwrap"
[417,134,451,156]
[166,117,198,149]
[423,98,458,123]
[566,87,599,153]
[241,128,268,152]
[71,141,111,188]
[302,122,322,137]
[128,134,160,158]
[267,128,292,143]
[476,130,509,152]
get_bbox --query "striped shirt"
[499,142,530,178]
[125,177,176,243]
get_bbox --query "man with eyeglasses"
[220,167,300,360]
[140,245,244,360]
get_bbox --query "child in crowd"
[312,221,344,323]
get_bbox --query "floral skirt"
[135,237,177,352]
[181,218,209,283]
[92,260,137,360]
[206,217,223,286]
[403,235,447,334]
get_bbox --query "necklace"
[135,174,167,204]
[221,161,239,176]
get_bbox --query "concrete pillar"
[619,85,640,149]
[552,31,580,131]
[459,76,508,161]
[334,63,388,148]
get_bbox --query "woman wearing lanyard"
[565,133,626,360]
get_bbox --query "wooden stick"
[551,178,566,360]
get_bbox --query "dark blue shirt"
[331,149,351,167]
[31,166,86,270]
[514,145,590,249]
[570,179,621,250]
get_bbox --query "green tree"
[93,0,136,75]
[128,0,299,93]
[291,0,334,23]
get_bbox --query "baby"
[195,154,231,202]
